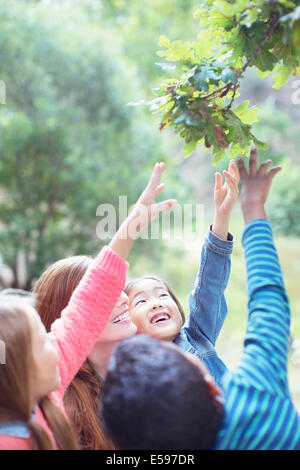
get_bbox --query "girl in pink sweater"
[0,163,176,450]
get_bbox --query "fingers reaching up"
[237,147,282,224]
[248,147,258,175]
[237,148,282,182]
[214,159,239,218]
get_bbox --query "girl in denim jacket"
[125,160,239,390]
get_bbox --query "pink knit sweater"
[0,246,128,450]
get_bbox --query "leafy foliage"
[146,0,300,162]
[0,1,181,287]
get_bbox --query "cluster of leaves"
[147,0,300,162]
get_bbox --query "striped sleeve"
[235,219,290,394]
[214,220,300,450]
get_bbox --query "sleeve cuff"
[206,225,233,255]
[93,246,129,288]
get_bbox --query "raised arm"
[234,149,288,391]
[187,229,233,345]
[186,160,238,345]
[51,163,177,397]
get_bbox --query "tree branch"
[201,15,280,107]
[242,15,280,72]
[202,83,233,101]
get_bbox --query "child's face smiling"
[128,278,183,341]
[95,291,137,343]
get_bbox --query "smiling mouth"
[150,313,170,324]
[112,308,130,324]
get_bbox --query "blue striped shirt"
[214,219,300,450]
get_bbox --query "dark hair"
[101,335,223,450]
[125,276,185,325]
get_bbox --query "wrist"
[213,210,231,222]
[241,202,267,225]
[119,216,139,241]
[212,212,230,240]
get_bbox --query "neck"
[88,341,119,380]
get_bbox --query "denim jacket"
[174,227,233,390]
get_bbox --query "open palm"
[214,160,239,217]
[128,163,177,238]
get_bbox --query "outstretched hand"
[109,162,177,260]
[214,159,240,217]
[212,159,239,240]
[127,162,177,239]
[237,147,282,224]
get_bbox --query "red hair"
[0,297,78,450]
[33,256,113,450]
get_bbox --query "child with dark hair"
[125,160,239,389]
[102,334,224,450]
[102,149,300,450]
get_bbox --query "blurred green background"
[1,0,300,406]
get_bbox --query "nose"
[151,299,163,310]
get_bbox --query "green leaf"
[182,139,197,157]
[278,0,297,7]
[253,47,278,72]
[226,112,251,147]
[213,0,240,18]
[194,30,217,59]
[192,73,209,92]
[233,101,259,125]
[232,100,250,113]
[252,135,268,150]
[228,142,245,159]
[221,68,237,84]
[272,64,293,89]
[240,7,263,28]
[159,36,171,48]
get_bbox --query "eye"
[135,299,146,306]
[159,293,169,298]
